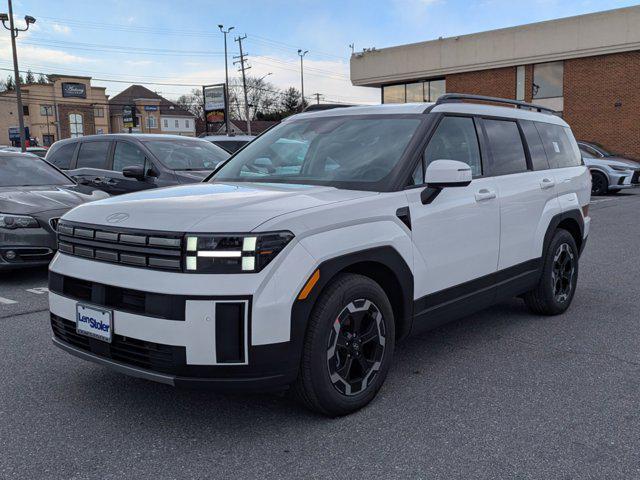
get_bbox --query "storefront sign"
[144,105,158,111]
[61,82,87,98]
[203,83,226,125]
[8,126,29,141]
[122,105,136,128]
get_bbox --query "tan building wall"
[0,75,109,146]
[110,98,162,134]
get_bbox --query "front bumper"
[48,241,319,390]
[608,169,640,189]
[0,227,56,269]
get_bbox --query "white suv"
[49,94,591,416]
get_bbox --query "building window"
[40,105,54,116]
[382,84,405,104]
[533,61,563,99]
[516,66,525,100]
[94,107,104,118]
[69,113,84,137]
[185,119,190,128]
[175,119,179,128]
[163,119,168,128]
[42,134,55,147]
[147,116,157,128]
[382,79,446,104]
[23,105,29,116]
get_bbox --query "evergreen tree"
[25,70,35,84]
[37,74,48,84]
[5,75,14,91]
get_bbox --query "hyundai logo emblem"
[106,212,130,223]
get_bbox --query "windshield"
[0,154,73,187]
[213,116,422,189]
[143,139,229,171]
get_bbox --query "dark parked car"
[45,134,230,196]
[201,134,255,154]
[0,152,109,269]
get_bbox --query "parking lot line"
[0,296,18,305]
[26,287,49,294]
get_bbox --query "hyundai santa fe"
[48,94,591,416]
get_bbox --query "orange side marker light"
[298,269,320,300]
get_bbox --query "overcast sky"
[1,0,636,104]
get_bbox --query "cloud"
[152,55,379,105]
[124,59,154,67]
[51,23,71,35]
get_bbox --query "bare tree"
[228,76,281,121]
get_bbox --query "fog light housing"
[5,250,16,260]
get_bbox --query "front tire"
[524,229,579,315]
[294,273,395,416]
[591,171,608,196]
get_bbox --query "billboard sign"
[61,82,87,98]
[203,84,226,125]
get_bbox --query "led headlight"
[610,165,631,172]
[0,213,39,229]
[184,231,294,273]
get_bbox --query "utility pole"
[313,93,322,105]
[234,34,251,136]
[218,24,234,135]
[0,2,36,152]
[297,49,308,112]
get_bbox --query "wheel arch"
[291,246,414,346]
[543,210,584,256]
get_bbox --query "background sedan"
[0,152,109,269]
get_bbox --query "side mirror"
[122,165,146,180]
[421,159,472,204]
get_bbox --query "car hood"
[584,157,639,169]
[62,182,377,232]
[0,185,108,215]
[174,170,214,183]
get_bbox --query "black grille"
[632,170,640,185]
[49,272,187,321]
[49,218,60,231]
[57,222,183,271]
[51,314,184,374]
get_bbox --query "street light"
[297,49,308,112]
[218,24,234,135]
[1,1,36,152]
[258,72,272,82]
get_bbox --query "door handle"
[540,177,555,189]
[475,188,496,202]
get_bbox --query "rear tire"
[524,229,579,316]
[294,273,395,416]
[591,171,608,196]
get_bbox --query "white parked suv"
[49,94,591,416]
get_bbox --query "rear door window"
[113,142,146,172]
[520,120,550,171]
[76,141,111,169]
[483,119,527,175]
[535,123,582,168]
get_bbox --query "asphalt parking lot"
[1,191,639,480]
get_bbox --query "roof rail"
[434,93,558,114]
[303,103,356,112]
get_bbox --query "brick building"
[0,75,109,146]
[350,6,640,160]
[109,85,196,137]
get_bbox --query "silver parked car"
[578,141,640,195]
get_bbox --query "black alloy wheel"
[326,299,386,396]
[551,243,575,303]
[591,172,608,196]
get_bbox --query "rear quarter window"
[483,119,527,176]
[46,142,77,169]
[535,122,582,168]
